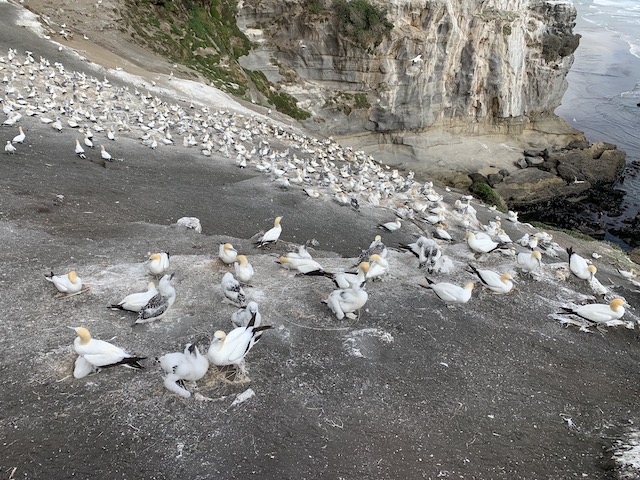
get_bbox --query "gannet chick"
[45,270,83,294]
[324,282,369,320]
[74,138,86,159]
[100,145,112,161]
[333,261,370,289]
[465,232,503,254]
[517,250,543,274]
[234,255,254,283]
[356,234,387,264]
[218,243,237,264]
[70,326,145,378]
[470,265,515,294]
[379,217,402,232]
[366,254,389,280]
[230,301,261,328]
[287,242,314,259]
[566,247,597,280]
[422,278,474,305]
[108,281,157,312]
[207,312,272,375]
[401,236,440,270]
[277,255,325,275]
[11,126,25,144]
[146,251,170,276]
[255,216,283,248]
[5,140,16,154]
[135,274,176,324]
[159,343,210,398]
[221,272,246,307]
[557,298,626,324]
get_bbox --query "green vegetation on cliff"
[334,0,393,49]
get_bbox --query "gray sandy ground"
[2,3,640,479]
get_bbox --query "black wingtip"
[107,304,124,310]
[247,311,257,328]
[566,246,574,257]
[424,277,435,285]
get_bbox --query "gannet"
[255,216,283,248]
[70,326,145,378]
[401,236,440,269]
[207,312,272,374]
[45,270,83,294]
[221,272,246,307]
[231,301,261,328]
[470,265,515,294]
[146,251,170,276]
[74,138,86,159]
[422,278,474,304]
[324,282,369,320]
[234,255,255,284]
[465,232,503,254]
[617,268,637,280]
[366,254,389,280]
[108,281,157,312]
[218,243,238,264]
[566,247,597,280]
[434,223,452,241]
[83,134,94,149]
[100,145,112,161]
[11,126,25,144]
[507,211,519,223]
[333,261,370,289]
[557,298,626,323]
[159,343,210,398]
[5,140,16,154]
[517,250,543,273]
[357,234,387,264]
[379,218,402,232]
[287,243,314,260]
[135,274,176,324]
[277,255,325,275]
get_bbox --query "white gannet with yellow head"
[470,265,515,294]
[108,281,158,312]
[255,216,283,248]
[422,278,474,305]
[517,250,543,274]
[558,298,626,324]
[218,243,238,264]
[234,255,255,283]
[566,247,597,281]
[45,270,83,294]
[145,251,170,276]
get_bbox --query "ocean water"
[555,0,640,248]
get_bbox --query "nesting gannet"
[255,216,283,248]
[146,251,170,276]
[159,343,210,398]
[434,223,452,241]
[5,140,16,154]
[379,218,402,232]
[516,250,543,274]
[221,272,246,307]
[401,236,440,270]
[230,301,261,328]
[557,298,626,324]
[470,265,515,294]
[333,261,370,289]
[465,232,503,254]
[366,254,389,280]
[45,270,83,294]
[218,243,238,264]
[135,274,176,324]
[70,326,145,378]
[422,278,474,305]
[84,134,94,149]
[108,281,158,312]
[324,281,369,320]
[74,138,86,159]
[617,268,637,280]
[234,255,254,284]
[566,247,597,280]
[11,126,25,144]
[277,255,325,275]
[207,312,272,375]
[100,145,112,161]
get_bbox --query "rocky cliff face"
[237,0,580,137]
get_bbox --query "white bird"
[74,138,86,159]
[221,272,246,307]
[70,326,145,378]
[207,312,271,374]
[366,254,389,280]
[234,255,254,283]
[108,281,158,312]
[378,217,402,232]
[145,251,170,276]
[255,216,283,247]
[422,278,474,305]
[218,243,238,264]
[357,234,388,263]
[465,231,503,254]
[277,255,324,275]
[230,301,261,328]
[5,140,16,154]
[84,134,93,148]
[516,250,543,273]
[617,268,637,280]
[566,247,597,280]
[100,145,112,161]
[135,274,176,324]
[45,270,83,294]
[11,126,25,144]
[470,265,515,294]
[159,343,210,398]
[324,282,369,320]
[411,54,422,64]
[434,223,452,241]
[333,261,370,289]
[558,298,626,324]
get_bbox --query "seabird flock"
[2,47,637,398]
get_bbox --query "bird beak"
[67,326,77,331]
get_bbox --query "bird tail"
[107,304,125,310]
[566,246,574,258]
[298,270,332,278]
[105,356,147,369]
[556,307,574,315]
[44,271,54,281]
[424,277,435,285]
